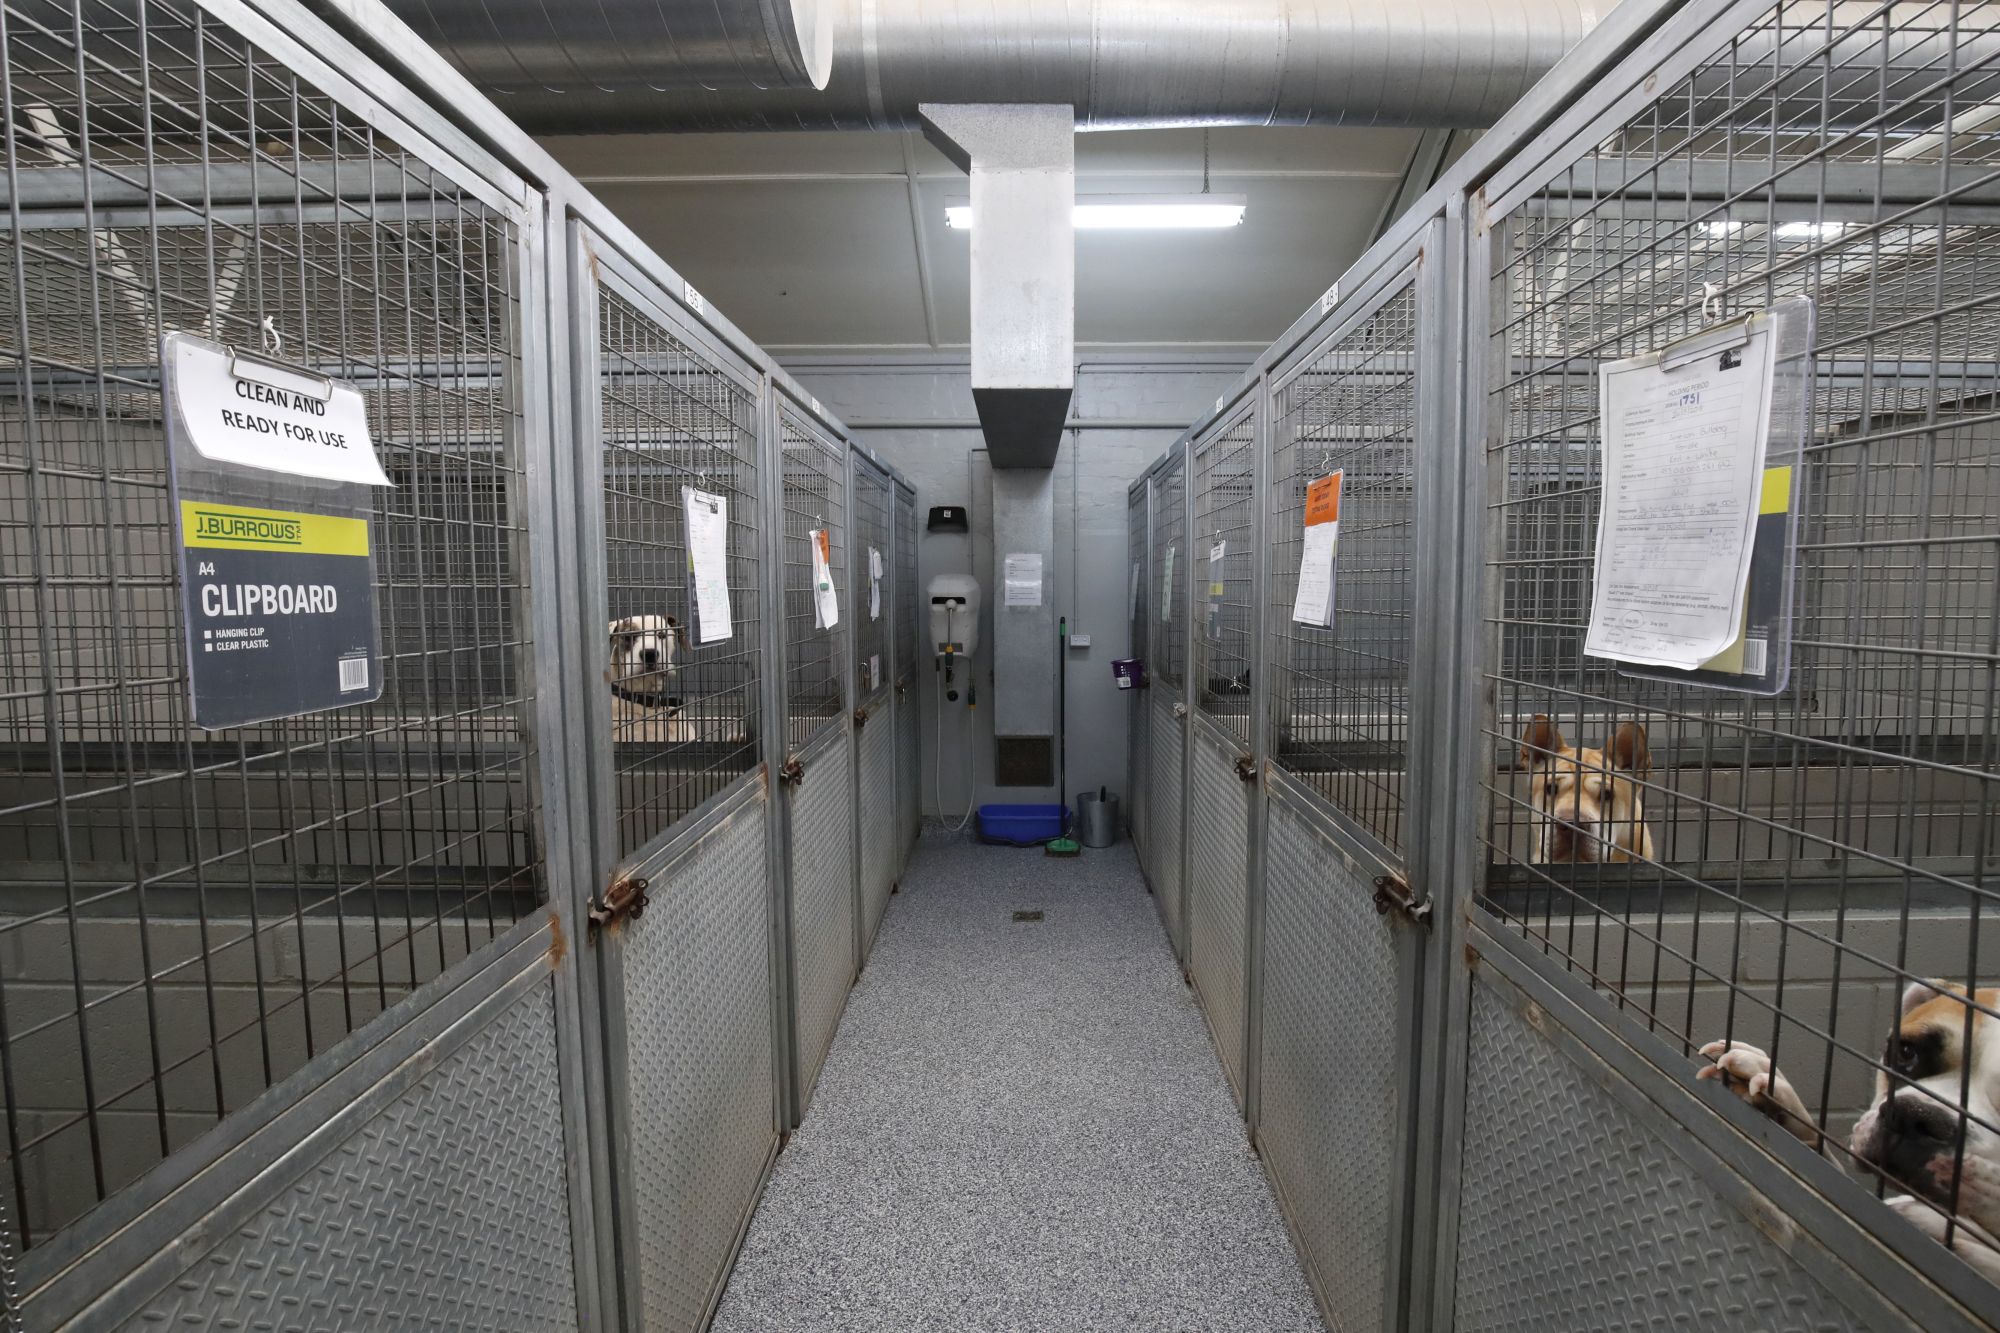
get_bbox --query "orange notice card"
[1304,470,1343,527]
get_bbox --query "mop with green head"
[1046,616,1082,857]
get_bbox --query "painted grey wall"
[784,353,1249,821]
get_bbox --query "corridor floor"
[711,832,1325,1333]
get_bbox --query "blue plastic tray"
[977,803,1070,846]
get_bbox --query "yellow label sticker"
[1759,465,1793,516]
[180,501,369,557]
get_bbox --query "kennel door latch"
[854,705,871,727]
[1234,754,1257,783]
[589,876,651,936]
[1172,702,1189,720]
[779,757,805,787]
[1373,873,1430,928]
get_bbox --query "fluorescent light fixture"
[1776,220,1846,240]
[945,194,1247,231]
[1701,220,1745,236]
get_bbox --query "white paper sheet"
[1128,561,1141,620]
[810,529,839,629]
[1004,552,1043,608]
[1292,522,1338,627]
[682,487,733,644]
[169,332,391,486]
[868,545,882,620]
[1585,323,1776,668]
[1159,545,1176,621]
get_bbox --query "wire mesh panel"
[0,0,539,1251]
[1147,699,1185,954]
[597,283,761,859]
[1455,966,1888,1333]
[1127,480,1150,856]
[856,706,896,956]
[1269,282,1419,854]
[895,483,918,852]
[850,454,890,705]
[779,406,844,752]
[1152,453,1186,694]
[787,726,852,1111]
[1192,409,1258,745]
[1258,778,1417,1333]
[619,787,774,1333]
[1476,0,2000,1279]
[1187,721,1251,1103]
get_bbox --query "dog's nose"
[640,648,659,666]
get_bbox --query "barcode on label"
[1740,637,1768,677]
[338,655,369,692]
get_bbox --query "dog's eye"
[1542,780,1558,797]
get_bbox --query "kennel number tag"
[166,333,390,487]
[175,500,383,729]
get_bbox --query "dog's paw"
[1697,1040,1815,1140]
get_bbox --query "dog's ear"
[1900,978,1964,1016]
[1607,721,1651,776]
[1520,715,1565,767]
[666,614,687,650]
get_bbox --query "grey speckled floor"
[711,829,1326,1333]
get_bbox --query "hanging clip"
[259,315,282,356]
[1701,282,1724,324]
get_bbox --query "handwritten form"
[810,529,839,629]
[683,488,733,644]
[1004,552,1043,608]
[1159,545,1176,621]
[1584,324,1776,669]
[1291,471,1342,628]
[868,546,883,621]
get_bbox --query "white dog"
[607,615,685,713]
[1702,980,2000,1280]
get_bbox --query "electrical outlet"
[1069,633,1092,648]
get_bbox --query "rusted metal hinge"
[1235,754,1258,783]
[589,876,650,937]
[854,705,870,727]
[779,757,805,787]
[1373,872,1432,928]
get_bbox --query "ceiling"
[538,125,1461,355]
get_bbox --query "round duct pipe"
[389,0,833,102]
[381,0,1599,134]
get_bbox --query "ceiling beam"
[900,132,942,348]
[1370,128,1456,243]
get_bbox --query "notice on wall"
[1128,561,1142,620]
[868,546,883,621]
[1004,552,1043,608]
[684,487,733,644]
[1291,471,1342,628]
[869,654,881,691]
[810,529,840,629]
[1584,316,1778,669]
[1160,544,1176,621]
[168,332,389,485]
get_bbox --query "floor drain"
[1012,910,1044,922]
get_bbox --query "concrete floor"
[711,830,1325,1333]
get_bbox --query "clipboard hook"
[259,315,282,356]
[1701,282,1724,324]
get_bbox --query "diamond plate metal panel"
[126,979,577,1331]
[1455,975,1882,1333]
[790,736,854,1104]
[1258,786,1405,1333]
[1147,698,1184,953]
[623,794,776,1333]
[1187,727,1249,1102]
[857,711,898,957]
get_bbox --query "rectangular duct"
[921,103,1074,469]
[987,463,1056,769]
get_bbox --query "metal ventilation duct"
[382,0,1599,134]
[386,0,833,108]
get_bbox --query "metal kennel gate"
[1255,227,1443,1333]
[894,479,919,863]
[773,392,853,1122]
[0,0,595,1327]
[1146,449,1189,961]
[1187,397,1260,1105]
[849,449,896,963]
[1436,1,2000,1329]
[569,229,777,1333]
[1127,475,1150,858]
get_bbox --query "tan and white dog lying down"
[607,615,685,714]
[1518,715,1656,864]
[1702,982,2000,1279]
